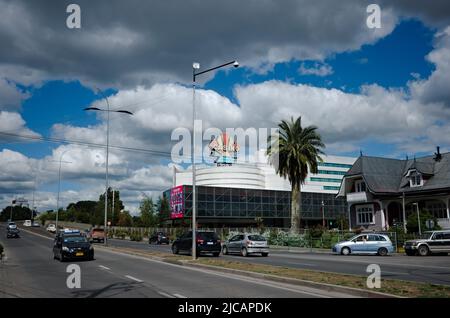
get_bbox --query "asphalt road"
[0,226,354,298]
[107,238,450,286]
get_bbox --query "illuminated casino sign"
[208,132,240,166]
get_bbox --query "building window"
[318,162,353,169]
[323,186,341,191]
[356,205,375,225]
[310,177,342,183]
[355,180,366,192]
[409,172,423,187]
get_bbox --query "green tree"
[0,205,33,221]
[139,196,158,227]
[267,116,325,233]
[94,188,124,226]
[157,195,171,225]
[117,210,133,227]
[406,209,440,233]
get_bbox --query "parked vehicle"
[149,231,170,244]
[332,233,394,256]
[32,221,40,227]
[6,228,20,238]
[222,234,269,257]
[90,228,105,243]
[6,222,17,230]
[23,220,32,227]
[46,224,57,233]
[172,231,221,257]
[53,229,94,262]
[404,230,450,256]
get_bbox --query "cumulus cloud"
[298,62,333,77]
[0,78,29,111]
[0,0,399,88]
[0,111,41,142]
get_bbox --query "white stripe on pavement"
[98,265,111,270]
[158,291,175,298]
[125,275,143,283]
[173,293,187,298]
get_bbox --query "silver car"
[332,233,394,256]
[222,233,269,257]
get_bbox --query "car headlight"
[62,246,70,252]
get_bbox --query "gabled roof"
[342,152,450,194]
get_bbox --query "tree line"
[1,187,171,227]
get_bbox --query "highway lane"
[0,227,353,298]
[107,238,450,286]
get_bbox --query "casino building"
[164,147,357,228]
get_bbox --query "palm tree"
[267,116,325,233]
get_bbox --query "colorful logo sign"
[208,132,240,166]
[170,185,184,219]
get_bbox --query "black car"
[149,231,170,244]
[172,231,221,257]
[53,230,94,262]
[6,228,20,238]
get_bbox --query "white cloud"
[298,62,333,77]
[0,78,29,111]
[0,111,41,142]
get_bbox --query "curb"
[180,261,401,298]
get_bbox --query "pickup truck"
[90,228,105,243]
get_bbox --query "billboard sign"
[170,185,184,219]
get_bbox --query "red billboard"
[170,185,184,219]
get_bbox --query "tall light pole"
[55,149,72,232]
[84,90,133,245]
[191,60,239,260]
[321,200,325,228]
[413,202,421,235]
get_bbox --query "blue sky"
[6,19,436,160]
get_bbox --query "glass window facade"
[164,185,348,225]
[318,162,353,169]
[310,177,342,183]
[317,170,347,175]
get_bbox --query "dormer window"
[409,171,423,187]
[355,180,366,192]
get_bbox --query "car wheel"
[59,252,65,262]
[172,244,179,255]
[241,247,248,257]
[261,253,269,257]
[89,251,94,261]
[418,245,430,256]
[377,247,388,256]
[213,252,220,257]
[341,247,351,256]
[222,246,229,255]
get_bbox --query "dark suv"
[149,231,170,244]
[53,230,94,262]
[172,231,221,257]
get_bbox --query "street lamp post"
[191,60,239,260]
[84,91,133,245]
[55,150,72,232]
[321,201,325,228]
[413,203,421,235]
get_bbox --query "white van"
[23,220,32,227]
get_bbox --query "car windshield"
[198,232,218,240]
[419,232,433,240]
[248,235,266,241]
[64,235,88,243]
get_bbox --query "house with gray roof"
[337,147,450,231]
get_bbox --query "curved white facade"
[173,152,357,194]
[195,165,265,189]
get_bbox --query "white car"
[46,224,57,233]
[23,220,32,227]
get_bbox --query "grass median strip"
[194,258,450,298]
[102,246,450,298]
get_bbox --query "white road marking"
[98,265,111,270]
[173,293,187,298]
[158,291,175,298]
[125,275,143,283]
